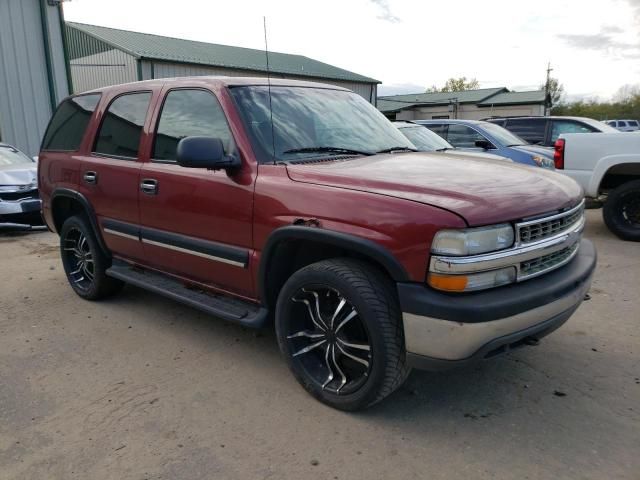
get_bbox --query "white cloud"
[62,0,640,100]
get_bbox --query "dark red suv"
[38,77,596,410]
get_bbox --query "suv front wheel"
[275,258,410,410]
[59,215,124,300]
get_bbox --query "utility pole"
[544,62,553,116]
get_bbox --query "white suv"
[605,119,639,132]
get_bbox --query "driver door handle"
[140,178,158,195]
[83,171,97,185]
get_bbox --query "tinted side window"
[550,121,596,142]
[153,89,234,162]
[93,92,151,159]
[425,123,447,137]
[446,124,487,148]
[505,119,546,144]
[42,94,101,151]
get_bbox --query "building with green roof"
[378,88,545,120]
[65,22,380,102]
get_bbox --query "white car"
[605,119,640,132]
[554,131,640,241]
[0,143,42,230]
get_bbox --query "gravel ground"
[0,210,638,480]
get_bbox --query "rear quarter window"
[41,94,101,151]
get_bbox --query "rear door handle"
[140,178,158,195]
[83,171,97,185]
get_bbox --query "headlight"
[431,224,514,256]
[532,155,554,169]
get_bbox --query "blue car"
[415,119,555,169]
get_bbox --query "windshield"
[230,86,414,162]
[0,146,33,166]
[398,125,452,151]
[479,122,529,146]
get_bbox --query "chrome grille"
[517,201,585,244]
[520,242,579,277]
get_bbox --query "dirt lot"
[1,210,638,480]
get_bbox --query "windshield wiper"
[376,146,418,154]
[283,146,374,156]
[435,147,454,152]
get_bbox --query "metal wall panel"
[0,0,69,156]
[142,60,376,103]
[70,49,138,93]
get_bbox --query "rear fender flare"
[51,188,110,257]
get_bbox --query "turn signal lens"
[428,267,516,292]
[427,273,468,292]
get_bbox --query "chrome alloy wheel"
[62,227,95,291]
[286,287,372,395]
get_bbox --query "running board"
[106,260,268,328]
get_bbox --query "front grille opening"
[0,189,39,201]
[519,204,583,244]
[520,242,579,276]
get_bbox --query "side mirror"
[474,139,493,150]
[176,136,240,170]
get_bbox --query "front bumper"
[398,239,596,370]
[0,197,43,230]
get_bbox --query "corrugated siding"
[66,24,138,93]
[70,49,138,93]
[142,60,376,102]
[0,0,69,155]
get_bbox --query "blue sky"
[63,0,640,100]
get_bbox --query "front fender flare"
[258,225,410,302]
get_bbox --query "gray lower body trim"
[100,218,249,268]
[140,237,246,267]
[403,274,592,362]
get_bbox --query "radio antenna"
[263,16,277,162]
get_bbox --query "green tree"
[552,87,640,120]
[426,77,480,93]
[541,77,564,108]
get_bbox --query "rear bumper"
[398,239,596,370]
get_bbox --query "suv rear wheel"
[275,258,410,410]
[603,179,640,241]
[60,215,124,300]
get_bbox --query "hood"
[442,150,511,162]
[285,152,582,226]
[0,163,37,186]
[514,144,554,159]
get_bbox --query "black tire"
[275,258,410,411]
[59,215,124,300]
[603,180,640,241]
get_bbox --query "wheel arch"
[593,157,640,195]
[51,188,110,257]
[258,226,409,309]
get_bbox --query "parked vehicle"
[416,119,555,169]
[393,121,510,162]
[605,119,640,132]
[553,130,640,241]
[0,143,42,230]
[39,77,596,410]
[487,116,619,146]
